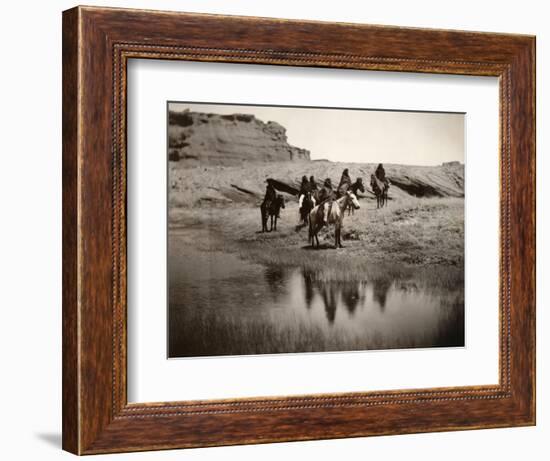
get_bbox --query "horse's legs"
[260,208,264,232]
[336,225,343,248]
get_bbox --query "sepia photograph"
[167,102,465,358]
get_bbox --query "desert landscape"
[167,108,465,358]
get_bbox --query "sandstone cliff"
[168,110,310,166]
[169,160,464,209]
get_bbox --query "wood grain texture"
[62,7,79,454]
[62,5,536,455]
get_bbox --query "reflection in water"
[319,285,338,324]
[303,271,315,310]
[372,279,391,310]
[169,232,465,357]
[264,266,286,299]
[341,283,362,316]
[302,271,364,322]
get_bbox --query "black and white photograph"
[167,102,465,358]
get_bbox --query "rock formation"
[169,160,465,209]
[168,110,310,166]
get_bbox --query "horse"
[308,191,360,249]
[336,178,365,215]
[370,174,389,209]
[298,191,316,225]
[261,194,285,232]
[346,179,365,215]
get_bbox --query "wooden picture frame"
[62,5,535,455]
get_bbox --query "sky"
[169,102,464,166]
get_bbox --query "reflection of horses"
[339,178,365,215]
[302,270,315,309]
[298,191,315,226]
[264,266,286,299]
[319,285,338,324]
[372,279,391,310]
[300,270,367,321]
[370,174,389,209]
[308,191,360,249]
[261,194,285,232]
[341,283,361,314]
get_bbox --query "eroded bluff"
[168,110,310,166]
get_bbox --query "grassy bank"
[170,194,464,289]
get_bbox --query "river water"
[168,232,464,358]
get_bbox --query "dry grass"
[169,299,464,357]
[170,195,464,289]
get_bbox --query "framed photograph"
[62,6,535,455]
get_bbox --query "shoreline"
[169,196,464,291]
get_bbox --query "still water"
[168,233,464,358]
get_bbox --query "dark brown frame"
[62,5,536,455]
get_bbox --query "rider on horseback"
[375,163,389,188]
[264,180,276,203]
[298,175,311,208]
[338,168,352,194]
[298,175,313,215]
[318,178,334,225]
[263,180,279,218]
[309,175,317,192]
[299,175,311,194]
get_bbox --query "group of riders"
[262,163,390,228]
